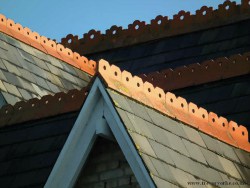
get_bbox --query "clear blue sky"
[0,0,241,42]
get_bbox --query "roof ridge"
[0,88,88,127]
[0,14,97,76]
[61,0,250,55]
[139,52,250,91]
[98,59,250,152]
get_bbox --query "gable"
[75,137,139,188]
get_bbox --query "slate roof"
[0,15,96,106]
[61,0,250,74]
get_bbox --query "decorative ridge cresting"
[61,0,250,55]
[0,87,89,128]
[98,59,250,152]
[140,52,250,91]
[0,14,96,76]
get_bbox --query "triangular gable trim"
[45,78,155,188]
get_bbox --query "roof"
[0,15,96,105]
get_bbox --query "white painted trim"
[45,78,155,188]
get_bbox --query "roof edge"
[98,59,250,152]
[0,87,89,128]
[0,14,96,76]
[139,52,250,91]
[61,0,250,55]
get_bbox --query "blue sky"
[0,0,240,42]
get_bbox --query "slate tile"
[60,69,77,84]
[0,32,8,42]
[19,41,37,57]
[73,67,92,82]
[17,68,36,83]
[164,130,190,157]
[168,165,192,188]
[125,98,152,122]
[0,58,7,70]
[3,82,22,98]
[60,61,78,76]
[1,92,19,105]
[46,72,64,88]
[0,80,7,92]
[200,165,224,184]
[0,47,8,60]
[146,107,187,139]
[74,77,88,87]
[47,63,62,76]
[148,139,175,166]
[2,59,21,76]
[0,69,7,81]
[152,176,179,188]
[218,141,241,163]
[234,164,250,184]
[219,173,241,188]
[199,132,222,155]
[3,71,23,88]
[146,122,170,147]
[149,156,176,184]
[200,147,225,172]
[126,112,154,139]
[182,139,207,165]
[17,48,34,63]
[32,56,49,71]
[234,149,250,168]
[218,155,242,180]
[140,153,159,176]
[129,132,156,157]
[6,35,22,48]
[18,88,32,100]
[116,108,137,132]
[31,83,48,97]
[46,81,61,93]
[182,125,206,148]
[47,55,64,69]
[26,62,47,79]
[60,78,75,90]
[33,76,50,91]
[17,78,36,93]
[107,89,132,112]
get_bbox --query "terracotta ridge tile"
[139,52,250,91]
[61,0,250,55]
[98,59,250,152]
[0,14,96,76]
[0,87,89,128]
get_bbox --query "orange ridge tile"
[98,59,250,152]
[0,14,96,76]
[139,52,250,91]
[61,0,250,55]
[0,88,89,128]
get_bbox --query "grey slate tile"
[0,69,7,81]
[0,80,7,92]
[47,55,64,69]
[149,157,177,184]
[1,92,19,105]
[33,76,50,91]
[3,82,22,98]
[218,141,241,163]
[60,78,75,90]
[3,71,23,88]
[200,147,225,173]
[218,155,242,180]
[182,125,206,148]
[126,112,154,140]
[26,62,47,79]
[169,165,193,188]
[182,139,207,165]
[46,81,61,93]
[73,67,92,82]
[234,164,250,184]
[17,68,36,83]
[17,48,34,63]
[6,35,22,48]
[146,107,188,139]
[234,149,250,168]
[60,61,78,76]
[129,132,156,157]
[148,139,175,166]
[116,108,136,132]
[47,63,62,76]
[153,176,180,188]
[140,153,159,176]
[74,77,88,87]
[0,58,7,70]
[2,59,21,76]
[60,69,77,84]
[199,132,222,155]
[164,130,190,157]
[32,56,49,71]
[107,89,132,112]
[46,72,64,88]
[18,88,32,100]
[17,78,36,93]
[0,47,8,60]
[31,83,49,97]
[125,98,152,122]
[219,173,241,188]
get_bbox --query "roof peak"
[98,59,250,152]
[61,0,250,55]
[0,14,97,76]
